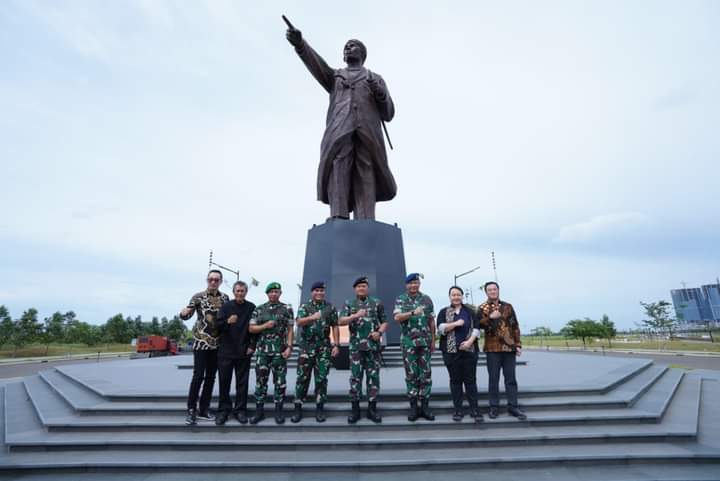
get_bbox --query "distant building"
[702,283,720,320]
[671,282,720,323]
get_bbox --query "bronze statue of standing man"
[285,18,396,220]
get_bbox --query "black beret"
[311,281,326,291]
[353,276,369,287]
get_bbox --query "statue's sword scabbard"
[382,121,394,150]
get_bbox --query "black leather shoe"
[291,402,303,423]
[274,402,285,424]
[470,408,484,423]
[234,411,248,424]
[489,407,499,419]
[420,399,435,421]
[508,406,527,420]
[315,403,326,423]
[347,401,361,424]
[367,401,382,424]
[249,404,265,425]
[196,409,215,421]
[452,409,464,422]
[407,398,419,422]
[184,408,197,426]
[214,411,229,426]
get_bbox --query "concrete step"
[37,363,669,416]
[3,375,702,452]
[52,358,652,403]
[0,441,717,472]
[17,368,685,432]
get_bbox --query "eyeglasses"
[207,277,222,283]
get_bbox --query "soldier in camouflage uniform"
[339,276,388,424]
[393,273,436,421]
[291,281,340,423]
[248,282,294,424]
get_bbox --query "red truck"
[136,336,178,357]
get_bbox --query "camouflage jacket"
[296,300,338,351]
[250,302,294,354]
[341,296,386,352]
[478,300,521,353]
[180,289,229,350]
[393,292,435,348]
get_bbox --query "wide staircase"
[1,352,718,480]
[174,345,528,370]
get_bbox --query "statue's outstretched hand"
[286,28,302,47]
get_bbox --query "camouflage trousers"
[349,349,381,402]
[402,345,432,400]
[254,352,287,404]
[294,348,332,405]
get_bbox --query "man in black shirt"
[214,280,256,425]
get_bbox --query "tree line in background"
[527,300,715,347]
[0,305,188,356]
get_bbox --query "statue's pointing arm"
[287,28,335,93]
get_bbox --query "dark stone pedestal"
[300,219,407,346]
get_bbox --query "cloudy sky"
[1,0,718,331]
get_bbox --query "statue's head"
[343,39,367,65]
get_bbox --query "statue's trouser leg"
[328,141,353,218]
[352,139,376,220]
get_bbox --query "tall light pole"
[208,250,241,284]
[491,251,498,282]
[454,265,482,287]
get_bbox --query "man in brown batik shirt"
[478,281,526,421]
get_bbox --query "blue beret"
[353,276,369,287]
[405,273,421,283]
[311,281,326,291]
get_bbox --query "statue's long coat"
[295,40,397,204]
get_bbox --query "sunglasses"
[207,277,222,283]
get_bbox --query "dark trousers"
[187,349,218,412]
[485,351,519,408]
[442,350,479,410]
[217,355,252,414]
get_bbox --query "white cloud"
[552,212,649,244]
[17,1,110,62]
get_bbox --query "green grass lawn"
[522,335,720,353]
[0,343,133,359]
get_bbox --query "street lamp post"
[453,265,482,287]
[208,250,241,286]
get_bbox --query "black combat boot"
[347,401,361,424]
[367,401,382,424]
[291,402,303,423]
[274,402,285,424]
[315,403,326,423]
[249,404,265,424]
[420,398,435,421]
[407,398,419,422]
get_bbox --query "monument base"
[300,219,407,347]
